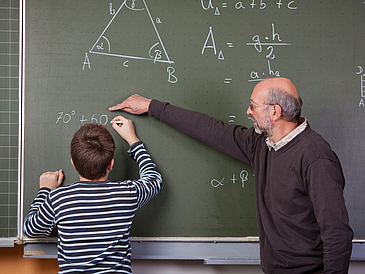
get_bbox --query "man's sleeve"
[148,99,256,163]
[23,188,56,238]
[307,149,354,273]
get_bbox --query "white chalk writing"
[56,111,109,125]
[210,169,249,188]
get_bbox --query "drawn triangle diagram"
[89,0,174,64]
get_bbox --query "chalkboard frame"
[16,0,365,262]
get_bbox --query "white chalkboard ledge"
[0,238,15,247]
[22,240,365,264]
[22,241,260,265]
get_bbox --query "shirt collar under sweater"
[265,117,307,151]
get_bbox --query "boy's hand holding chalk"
[111,116,140,146]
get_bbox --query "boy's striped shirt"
[24,141,162,274]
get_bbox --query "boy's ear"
[71,158,75,167]
[107,159,115,171]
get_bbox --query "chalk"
[111,120,123,124]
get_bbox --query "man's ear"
[272,104,282,121]
[107,159,115,171]
[71,158,75,167]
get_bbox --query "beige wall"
[0,245,58,274]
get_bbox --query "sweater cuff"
[127,140,143,156]
[39,187,52,192]
[148,99,166,119]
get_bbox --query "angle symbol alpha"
[89,0,174,64]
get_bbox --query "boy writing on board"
[23,116,162,273]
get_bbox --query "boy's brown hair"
[70,123,115,180]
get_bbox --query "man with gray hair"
[109,77,353,273]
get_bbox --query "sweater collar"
[265,117,307,151]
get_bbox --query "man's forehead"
[251,85,267,102]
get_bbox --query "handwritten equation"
[201,22,289,83]
[201,0,298,15]
[211,169,249,188]
[56,110,110,125]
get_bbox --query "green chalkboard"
[0,0,19,238]
[21,0,365,239]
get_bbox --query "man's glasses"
[248,104,271,110]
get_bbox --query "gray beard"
[254,123,265,135]
[250,116,273,137]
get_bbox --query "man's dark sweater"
[149,99,353,274]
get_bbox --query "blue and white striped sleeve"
[128,141,163,208]
[23,187,56,238]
